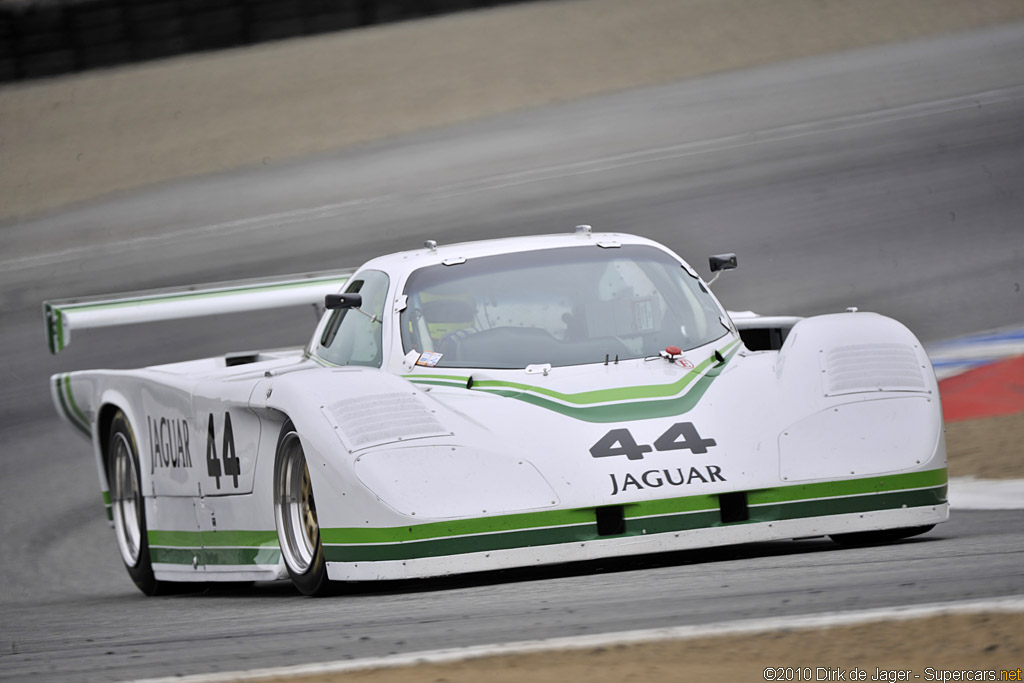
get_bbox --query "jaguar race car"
[46,228,948,596]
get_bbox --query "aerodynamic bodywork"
[46,230,948,595]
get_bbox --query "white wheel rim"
[110,432,143,567]
[275,431,319,573]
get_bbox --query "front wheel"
[274,421,331,596]
[108,410,162,595]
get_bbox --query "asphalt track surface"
[2,22,1024,682]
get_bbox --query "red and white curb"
[930,325,1024,505]
[128,596,1024,683]
[927,326,1024,380]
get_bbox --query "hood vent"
[324,393,448,451]
[823,343,927,396]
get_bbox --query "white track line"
[949,477,1024,510]
[128,596,1024,683]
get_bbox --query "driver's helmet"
[419,293,477,346]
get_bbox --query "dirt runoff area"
[4,0,1024,221]
[947,412,1024,479]
[248,611,1024,683]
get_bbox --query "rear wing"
[43,269,354,354]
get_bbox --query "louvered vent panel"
[824,343,927,396]
[325,393,448,450]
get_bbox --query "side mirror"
[709,253,738,272]
[707,253,737,286]
[325,293,362,310]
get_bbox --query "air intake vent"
[596,506,625,536]
[719,492,749,524]
[824,343,927,396]
[324,393,448,451]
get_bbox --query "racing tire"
[107,410,162,596]
[829,525,935,547]
[274,420,332,596]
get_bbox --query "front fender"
[773,312,944,481]
[256,366,456,528]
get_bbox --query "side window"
[316,270,390,367]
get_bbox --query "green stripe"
[149,547,282,566]
[148,529,281,567]
[62,375,89,428]
[321,508,597,545]
[44,302,63,353]
[632,468,948,518]
[323,485,946,563]
[629,488,945,536]
[747,468,948,506]
[54,375,89,436]
[148,529,279,548]
[759,487,946,522]
[407,341,741,423]
[325,524,596,562]
[623,494,720,518]
[409,339,740,404]
[322,468,947,546]
[412,379,471,390]
[142,472,947,566]
[55,276,349,315]
[102,490,112,521]
[499,361,731,423]
[55,304,63,353]
[472,353,708,403]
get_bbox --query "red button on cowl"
[665,345,682,356]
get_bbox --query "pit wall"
[0,0,540,82]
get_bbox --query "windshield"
[400,245,729,369]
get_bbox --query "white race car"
[46,229,948,595]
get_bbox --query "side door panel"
[191,377,280,579]
[147,496,206,580]
[191,404,262,496]
[191,375,264,496]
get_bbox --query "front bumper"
[323,468,947,581]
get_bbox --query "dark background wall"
[0,0,538,83]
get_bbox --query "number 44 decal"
[206,412,240,489]
[590,422,716,461]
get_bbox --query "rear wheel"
[274,421,331,596]
[830,524,935,547]
[108,410,162,595]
